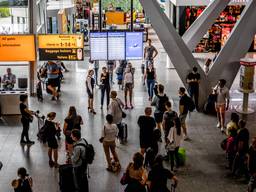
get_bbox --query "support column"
[29,0,37,95]
[165,0,174,69]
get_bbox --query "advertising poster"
[125,32,143,60]
[90,32,108,60]
[0,0,28,7]
[108,32,125,60]
[38,34,84,61]
[0,35,35,61]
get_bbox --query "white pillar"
[165,0,174,69]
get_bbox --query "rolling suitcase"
[36,81,43,101]
[118,122,128,143]
[59,164,76,192]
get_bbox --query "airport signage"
[0,35,35,61]
[38,34,84,61]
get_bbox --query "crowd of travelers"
[0,39,255,192]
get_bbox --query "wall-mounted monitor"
[90,32,108,60]
[108,32,125,60]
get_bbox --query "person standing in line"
[63,106,83,163]
[147,155,178,192]
[124,152,148,192]
[100,67,111,109]
[144,63,157,101]
[178,87,189,140]
[214,79,230,132]
[108,90,124,127]
[151,84,169,131]
[101,114,120,171]
[86,69,96,114]
[248,137,256,192]
[19,95,35,145]
[71,129,89,192]
[11,167,33,192]
[167,117,183,171]
[44,112,60,168]
[137,107,156,155]
[144,39,158,69]
[186,66,201,110]
[123,67,134,109]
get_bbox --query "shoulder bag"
[116,98,126,118]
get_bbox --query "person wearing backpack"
[11,167,33,192]
[178,87,190,141]
[151,84,169,131]
[71,129,89,192]
[162,101,178,143]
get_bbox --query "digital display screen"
[90,32,108,60]
[125,32,143,60]
[108,32,125,60]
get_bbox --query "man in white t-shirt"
[214,79,230,132]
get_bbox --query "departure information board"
[90,31,143,60]
[90,32,108,60]
[126,32,143,60]
[108,32,125,60]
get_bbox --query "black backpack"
[37,122,49,143]
[75,139,95,165]
[185,95,195,112]
[156,94,169,113]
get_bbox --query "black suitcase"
[59,164,76,192]
[118,122,128,143]
[36,81,43,101]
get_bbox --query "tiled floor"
[0,36,256,192]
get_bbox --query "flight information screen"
[108,32,125,60]
[90,32,108,60]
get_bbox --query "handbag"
[120,172,130,185]
[99,126,106,143]
[116,98,126,118]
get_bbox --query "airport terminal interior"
[0,0,256,192]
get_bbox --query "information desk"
[0,90,28,115]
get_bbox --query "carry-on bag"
[118,122,128,143]
[59,164,76,192]
[178,147,186,166]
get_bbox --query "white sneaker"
[216,122,221,128]
[220,127,225,132]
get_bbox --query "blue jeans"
[147,79,155,99]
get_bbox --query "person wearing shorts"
[44,61,61,100]
[178,87,189,140]
[214,79,230,132]
[86,69,96,114]
[45,112,59,168]
[123,66,134,109]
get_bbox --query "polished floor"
[0,37,256,192]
